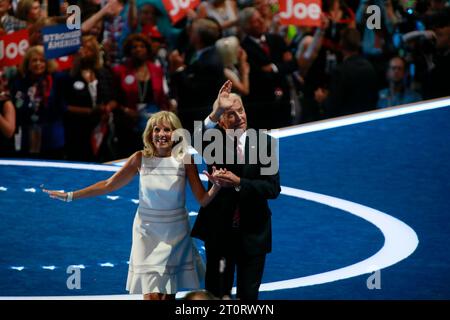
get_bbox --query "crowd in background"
[0,0,449,162]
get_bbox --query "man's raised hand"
[218,80,234,111]
[210,80,234,122]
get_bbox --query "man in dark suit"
[191,81,281,300]
[315,28,378,118]
[239,7,297,129]
[169,18,226,133]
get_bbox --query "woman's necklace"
[136,64,150,81]
[137,64,150,104]
[138,79,148,104]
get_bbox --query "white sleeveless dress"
[126,155,205,295]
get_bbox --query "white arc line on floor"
[256,187,419,292]
[0,161,419,297]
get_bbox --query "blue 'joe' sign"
[42,24,81,59]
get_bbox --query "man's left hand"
[215,170,240,188]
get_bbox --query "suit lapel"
[244,35,271,65]
[242,132,259,177]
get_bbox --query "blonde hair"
[215,36,239,66]
[71,35,103,76]
[82,35,101,66]
[20,46,57,76]
[142,111,187,159]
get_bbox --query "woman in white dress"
[44,111,221,300]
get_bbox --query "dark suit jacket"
[324,54,378,118]
[241,34,297,100]
[424,51,450,100]
[191,128,281,256]
[240,34,297,128]
[170,47,225,132]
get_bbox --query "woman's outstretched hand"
[42,188,69,202]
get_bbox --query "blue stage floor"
[1,98,450,299]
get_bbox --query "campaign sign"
[0,29,29,67]
[279,0,322,27]
[162,0,200,24]
[56,55,74,71]
[42,24,81,59]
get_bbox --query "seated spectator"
[377,56,421,108]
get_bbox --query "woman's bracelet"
[66,191,73,202]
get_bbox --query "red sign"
[56,55,74,71]
[0,29,29,68]
[162,0,200,24]
[142,24,163,40]
[279,0,322,27]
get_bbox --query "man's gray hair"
[192,18,222,47]
[238,7,257,32]
[213,93,245,123]
[229,93,243,107]
[221,93,244,116]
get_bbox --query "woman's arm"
[220,18,238,30]
[0,100,16,138]
[221,0,239,29]
[44,151,142,201]
[297,15,328,76]
[81,0,124,34]
[128,0,138,31]
[225,49,250,96]
[224,68,249,96]
[185,162,221,208]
